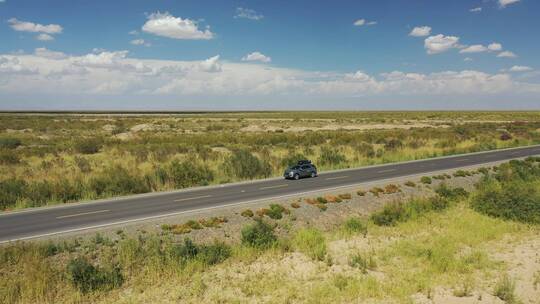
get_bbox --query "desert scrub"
[371,196,450,226]
[241,219,277,249]
[338,193,352,200]
[241,209,254,217]
[349,253,377,274]
[341,217,368,237]
[404,181,416,187]
[325,195,343,203]
[356,189,366,196]
[420,176,432,184]
[384,184,400,194]
[453,170,471,177]
[293,228,327,261]
[199,216,227,228]
[493,275,519,303]
[369,187,384,197]
[67,257,123,293]
[257,204,289,219]
[290,202,300,208]
[435,184,468,201]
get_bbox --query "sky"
[0,0,539,110]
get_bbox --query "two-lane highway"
[1,145,540,243]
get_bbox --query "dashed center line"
[260,184,288,190]
[56,209,109,219]
[325,175,349,180]
[377,168,396,173]
[174,195,212,202]
[455,158,469,162]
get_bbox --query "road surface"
[1,145,540,243]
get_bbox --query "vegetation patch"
[241,209,254,217]
[383,184,400,194]
[369,187,384,197]
[241,219,277,249]
[293,228,327,261]
[420,176,432,184]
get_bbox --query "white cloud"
[129,30,139,35]
[8,18,62,34]
[199,55,222,73]
[34,48,67,60]
[470,7,482,12]
[242,52,271,63]
[409,26,431,37]
[488,43,502,51]
[36,33,54,41]
[130,39,151,47]
[353,19,377,26]
[460,44,488,53]
[464,57,473,62]
[1,50,539,107]
[142,12,214,40]
[499,0,520,8]
[353,19,365,26]
[234,7,263,20]
[497,51,517,58]
[509,65,533,72]
[424,34,460,54]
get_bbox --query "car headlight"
[289,172,294,177]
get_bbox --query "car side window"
[301,165,309,170]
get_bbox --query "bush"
[290,202,300,208]
[0,150,20,165]
[356,190,366,196]
[293,228,327,261]
[349,253,377,274]
[318,146,346,166]
[264,204,288,219]
[198,242,231,265]
[338,193,352,200]
[67,257,123,293]
[167,160,214,188]
[342,217,367,236]
[241,219,276,249]
[170,238,199,261]
[384,139,403,151]
[0,137,22,149]
[26,181,54,207]
[225,149,271,179]
[75,138,102,154]
[404,181,416,187]
[471,178,540,224]
[371,197,451,226]
[369,187,384,197]
[241,209,254,217]
[435,184,469,201]
[90,165,149,196]
[384,184,400,194]
[0,178,26,209]
[420,176,432,184]
[453,170,470,178]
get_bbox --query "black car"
[284,160,318,180]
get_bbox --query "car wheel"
[310,172,316,178]
[294,174,300,180]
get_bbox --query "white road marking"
[377,168,396,173]
[173,195,212,202]
[455,159,469,162]
[56,209,109,219]
[260,184,288,190]
[325,176,349,180]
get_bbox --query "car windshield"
[290,166,300,170]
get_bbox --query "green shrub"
[67,257,123,293]
[224,149,271,179]
[356,190,366,196]
[0,137,22,149]
[453,170,470,178]
[493,275,518,304]
[318,146,346,166]
[404,181,416,187]
[265,204,288,219]
[241,209,254,217]
[89,165,149,196]
[293,228,326,261]
[342,217,367,236]
[198,242,231,265]
[435,184,469,201]
[75,138,102,154]
[471,178,540,224]
[349,253,377,274]
[170,238,199,261]
[371,197,450,226]
[316,197,328,204]
[241,219,276,249]
[420,176,432,184]
[167,160,214,188]
[0,178,26,209]
[0,150,20,165]
[26,181,54,207]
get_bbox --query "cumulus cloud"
[242,52,271,63]
[509,65,533,72]
[499,0,520,8]
[464,57,473,62]
[34,48,67,60]
[353,19,376,26]
[460,44,488,53]
[1,50,539,107]
[470,7,482,12]
[497,51,517,58]
[424,34,460,54]
[142,12,214,40]
[130,39,151,47]
[36,33,54,41]
[234,7,263,20]
[8,18,62,34]
[409,26,431,37]
[488,43,502,51]
[199,55,222,73]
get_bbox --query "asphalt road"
[1,145,540,243]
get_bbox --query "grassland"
[1,158,540,303]
[1,111,540,211]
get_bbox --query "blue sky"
[0,0,539,110]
